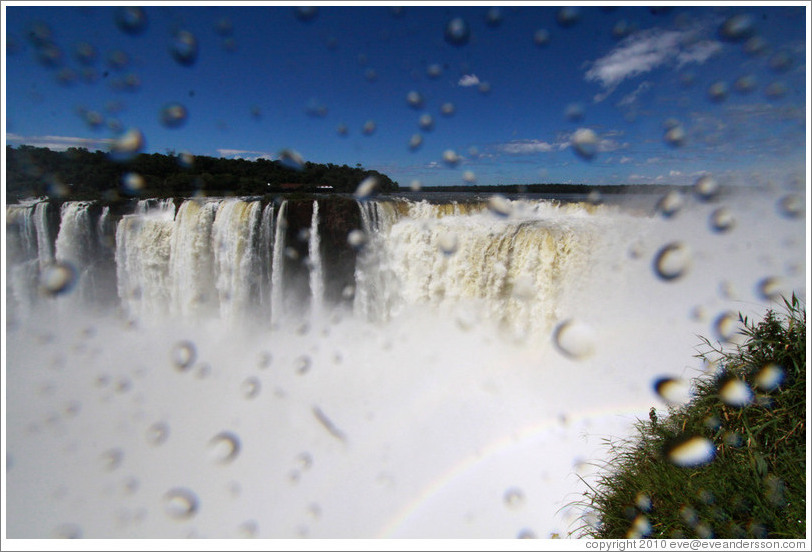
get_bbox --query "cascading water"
[33,201,55,270]
[270,200,288,325]
[4,190,807,538]
[258,202,275,313]
[308,200,325,322]
[116,202,176,321]
[212,199,262,323]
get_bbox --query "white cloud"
[676,39,722,68]
[585,27,722,100]
[498,140,558,155]
[216,148,274,161]
[616,81,652,107]
[7,133,115,151]
[458,74,480,87]
[619,156,633,164]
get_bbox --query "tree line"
[5,145,399,202]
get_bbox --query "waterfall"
[351,198,600,337]
[5,204,41,319]
[10,196,609,336]
[270,200,288,325]
[212,199,262,322]
[33,201,55,270]
[54,202,98,305]
[308,200,325,321]
[353,200,401,321]
[116,204,176,320]
[258,202,275,313]
[169,200,220,318]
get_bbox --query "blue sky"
[3,2,809,188]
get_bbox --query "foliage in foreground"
[576,295,806,539]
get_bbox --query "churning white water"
[3,188,807,540]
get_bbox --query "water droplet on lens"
[52,523,82,538]
[553,319,596,360]
[714,311,739,342]
[337,123,348,136]
[707,81,728,102]
[354,176,378,199]
[743,35,768,56]
[487,194,512,217]
[295,6,318,22]
[406,91,424,109]
[410,179,422,191]
[209,431,241,464]
[657,190,684,217]
[734,74,757,93]
[171,340,197,371]
[768,50,792,73]
[777,194,803,218]
[635,492,652,512]
[238,520,258,538]
[664,124,687,147]
[666,436,715,467]
[109,128,145,161]
[485,7,503,27]
[418,113,434,131]
[565,103,585,122]
[462,170,476,183]
[709,207,735,233]
[653,377,692,405]
[719,377,753,407]
[719,14,754,42]
[557,7,581,27]
[170,30,198,66]
[693,175,719,201]
[764,81,787,99]
[278,149,305,170]
[362,120,377,135]
[533,29,550,46]
[427,63,443,78]
[503,487,525,508]
[164,487,199,520]
[571,128,598,160]
[146,422,169,445]
[442,149,460,166]
[653,242,691,281]
[754,363,784,392]
[241,377,261,399]
[756,276,786,301]
[347,229,367,249]
[160,102,188,128]
[178,151,195,168]
[408,134,423,151]
[116,7,148,35]
[438,230,458,255]
[40,261,77,295]
[121,172,145,194]
[294,355,312,374]
[100,448,124,471]
[612,20,635,39]
[444,17,470,46]
[440,102,455,116]
[627,514,652,538]
[74,41,96,65]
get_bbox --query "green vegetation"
[576,295,806,539]
[5,145,399,202]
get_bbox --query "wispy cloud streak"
[6,133,115,151]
